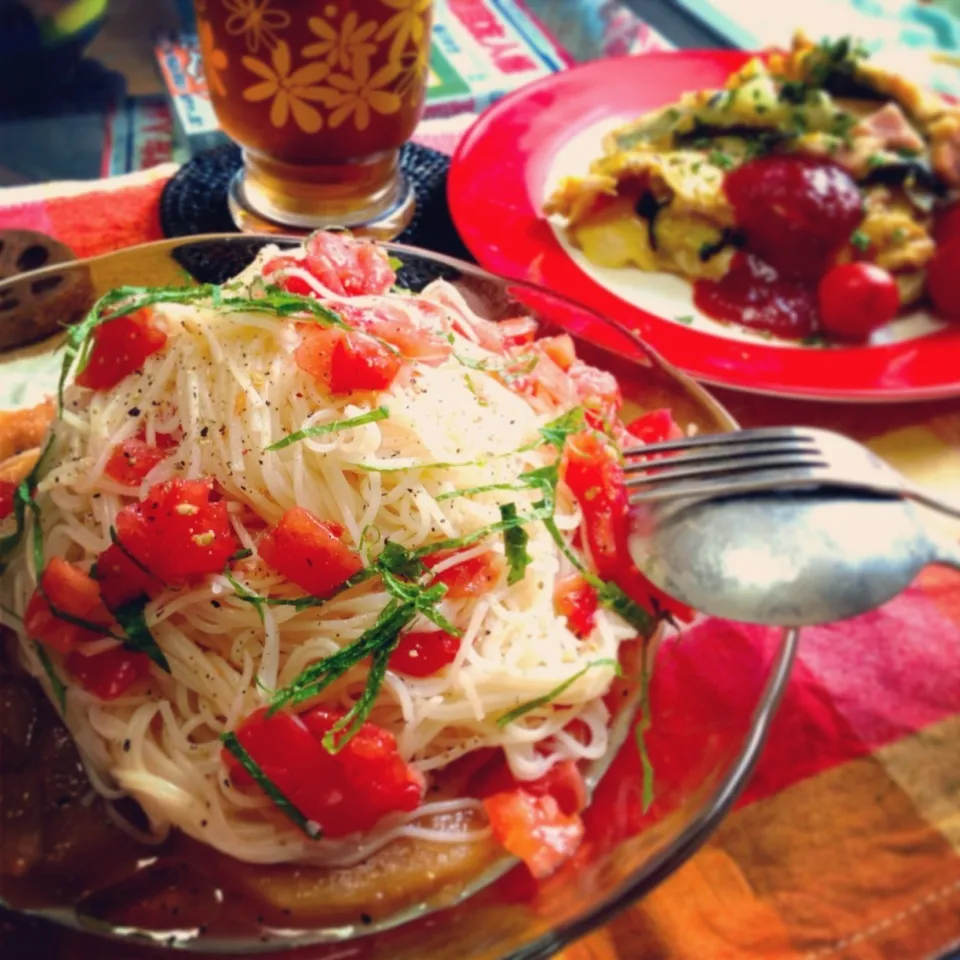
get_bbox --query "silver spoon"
[628,491,960,627]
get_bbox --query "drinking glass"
[193,0,434,236]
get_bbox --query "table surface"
[2,2,960,959]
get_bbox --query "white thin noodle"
[0,245,639,866]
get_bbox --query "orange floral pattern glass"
[194,0,434,235]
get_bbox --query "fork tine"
[621,426,818,460]
[628,471,826,504]
[623,439,820,474]
[624,452,828,488]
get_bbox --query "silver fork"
[623,426,960,520]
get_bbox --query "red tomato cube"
[75,308,167,391]
[25,557,114,654]
[258,506,363,597]
[67,646,152,700]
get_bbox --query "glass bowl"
[0,237,799,958]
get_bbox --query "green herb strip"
[112,597,170,672]
[35,642,67,712]
[269,598,421,714]
[266,406,389,452]
[321,643,396,754]
[497,658,621,726]
[501,503,532,585]
[220,732,321,838]
[61,283,348,410]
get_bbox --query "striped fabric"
[1,154,960,960]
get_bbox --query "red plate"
[449,51,960,402]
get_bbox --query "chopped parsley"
[708,149,734,171]
[850,229,871,252]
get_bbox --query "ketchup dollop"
[694,253,819,339]
[693,155,864,339]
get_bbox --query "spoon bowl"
[629,491,960,627]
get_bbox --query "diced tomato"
[0,480,16,520]
[522,759,589,816]
[625,409,684,446]
[301,707,423,832]
[483,791,584,878]
[554,574,598,638]
[262,255,315,296]
[391,629,460,677]
[562,431,693,622]
[66,646,151,700]
[75,308,167,391]
[109,479,239,588]
[295,326,403,394]
[473,758,588,819]
[423,549,501,598]
[498,316,539,349]
[537,334,577,372]
[258,506,363,597]
[25,558,114,654]
[104,432,178,486]
[95,537,164,611]
[224,706,421,838]
[304,232,396,296]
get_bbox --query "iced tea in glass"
[194,0,433,235]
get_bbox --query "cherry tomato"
[75,308,167,391]
[928,238,960,319]
[25,558,114,654]
[724,156,863,280]
[817,262,901,340]
[104,432,178,487]
[0,480,16,520]
[934,202,960,247]
[95,537,164,610]
[224,706,421,837]
[482,790,584,879]
[553,574,598,638]
[391,629,461,677]
[258,506,363,598]
[423,549,502,599]
[106,479,240,589]
[67,646,152,700]
[295,327,403,394]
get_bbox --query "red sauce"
[694,253,819,339]
[693,156,864,340]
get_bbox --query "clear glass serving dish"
[0,237,799,958]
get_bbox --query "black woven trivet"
[159,142,472,263]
